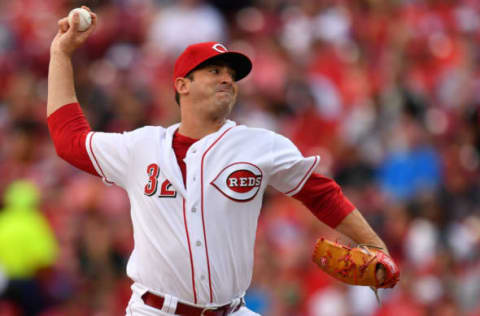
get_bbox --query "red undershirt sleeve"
[47,103,99,176]
[293,172,355,228]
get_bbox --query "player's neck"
[178,115,226,139]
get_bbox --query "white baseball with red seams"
[68,8,92,32]
[85,120,319,309]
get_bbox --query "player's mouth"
[216,90,233,95]
[216,85,234,94]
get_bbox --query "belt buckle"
[200,306,219,316]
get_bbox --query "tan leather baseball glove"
[312,238,400,289]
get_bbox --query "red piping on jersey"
[89,132,114,184]
[285,156,318,195]
[183,198,197,304]
[200,126,235,303]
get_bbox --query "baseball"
[68,8,92,32]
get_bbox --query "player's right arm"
[47,7,133,186]
[47,7,102,176]
[47,7,96,116]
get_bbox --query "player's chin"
[213,98,235,117]
[216,93,235,107]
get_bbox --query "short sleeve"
[268,133,320,195]
[85,131,131,187]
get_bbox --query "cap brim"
[195,52,252,81]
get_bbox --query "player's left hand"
[312,238,400,289]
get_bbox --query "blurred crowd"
[1,0,480,315]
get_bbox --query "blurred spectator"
[148,0,227,56]
[0,180,58,315]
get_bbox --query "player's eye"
[210,68,219,74]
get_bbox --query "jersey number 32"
[144,163,177,198]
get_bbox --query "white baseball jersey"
[85,119,319,306]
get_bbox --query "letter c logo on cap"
[212,43,228,53]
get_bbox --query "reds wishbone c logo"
[212,43,228,53]
[211,162,263,202]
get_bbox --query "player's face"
[187,63,238,119]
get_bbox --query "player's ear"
[175,77,189,96]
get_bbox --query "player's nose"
[219,66,235,83]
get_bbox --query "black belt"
[142,292,244,316]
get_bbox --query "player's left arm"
[267,133,396,284]
[294,173,396,285]
[335,208,389,253]
[293,173,388,253]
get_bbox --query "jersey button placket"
[185,143,210,301]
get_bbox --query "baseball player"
[47,7,396,316]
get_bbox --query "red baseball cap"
[173,42,252,89]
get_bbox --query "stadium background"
[0,0,480,315]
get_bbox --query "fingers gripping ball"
[312,238,400,289]
[68,8,92,32]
